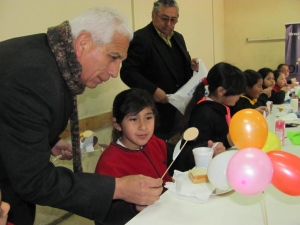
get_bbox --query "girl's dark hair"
[273,69,284,82]
[257,67,273,88]
[244,69,262,89]
[277,63,288,70]
[111,88,157,142]
[181,62,246,132]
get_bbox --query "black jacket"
[170,100,230,174]
[269,90,286,104]
[120,22,193,133]
[0,34,115,225]
[230,93,268,117]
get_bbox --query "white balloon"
[207,150,238,190]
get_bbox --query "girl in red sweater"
[95,88,172,225]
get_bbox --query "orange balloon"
[267,151,300,196]
[229,109,268,149]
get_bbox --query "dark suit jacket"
[0,34,115,225]
[120,22,193,133]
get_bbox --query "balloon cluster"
[207,109,300,196]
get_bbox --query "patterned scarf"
[47,21,85,172]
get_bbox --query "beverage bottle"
[275,120,285,146]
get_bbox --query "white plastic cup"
[266,101,273,113]
[192,147,213,168]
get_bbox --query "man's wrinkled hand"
[51,139,73,160]
[114,175,163,206]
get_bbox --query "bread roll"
[278,107,284,112]
[188,167,208,184]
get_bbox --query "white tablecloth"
[127,104,300,225]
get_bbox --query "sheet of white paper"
[168,59,208,114]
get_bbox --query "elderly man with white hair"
[0,7,163,225]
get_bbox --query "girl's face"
[223,95,241,106]
[246,78,263,99]
[119,106,155,150]
[276,72,287,88]
[280,65,290,78]
[263,72,275,88]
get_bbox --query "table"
[127,105,300,225]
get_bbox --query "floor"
[57,214,94,225]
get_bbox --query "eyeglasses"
[157,14,178,24]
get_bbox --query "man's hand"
[191,58,199,71]
[208,140,225,156]
[51,139,73,160]
[114,175,163,206]
[0,201,10,225]
[153,88,168,104]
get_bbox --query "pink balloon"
[227,148,273,195]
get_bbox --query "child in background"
[273,69,290,103]
[95,88,172,225]
[273,69,288,91]
[171,62,245,173]
[258,68,287,104]
[277,63,298,87]
[230,70,270,117]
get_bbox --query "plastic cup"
[192,147,213,168]
[266,101,273,113]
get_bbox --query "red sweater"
[95,135,172,184]
[273,85,281,92]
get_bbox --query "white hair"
[69,7,133,45]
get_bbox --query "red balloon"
[267,151,300,196]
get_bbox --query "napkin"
[287,131,300,145]
[164,170,215,203]
[275,105,293,117]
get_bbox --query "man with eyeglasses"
[121,0,199,141]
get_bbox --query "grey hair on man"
[152,0,179,14]
[70,7,133,45]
